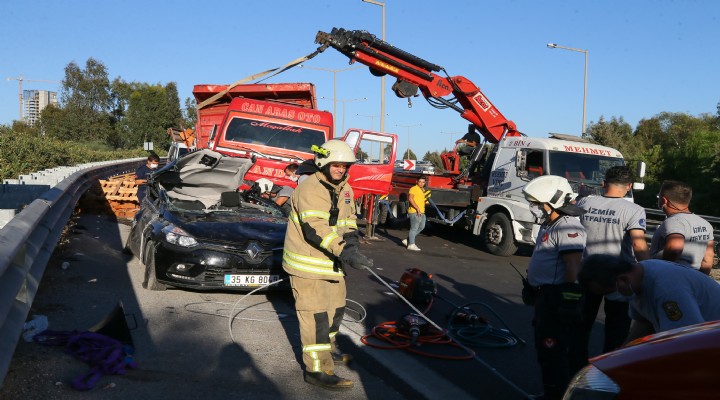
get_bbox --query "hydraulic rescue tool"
[361,265,534,398]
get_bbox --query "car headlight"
[562,365,620,400]
[162,225,198,247]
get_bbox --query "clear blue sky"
[2,0,719,158]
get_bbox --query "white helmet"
[313,139,356,169]
[255,178,274,193]
[522,175,577,209]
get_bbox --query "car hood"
[153,149,254,208]
[590,320,720,396]
[164,210,287,244]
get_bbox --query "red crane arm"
[315,28,520,143]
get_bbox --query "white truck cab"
[167,142,191,162]
[473,134,639,255]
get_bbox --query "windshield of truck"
[224,117,326,154]
[548,151,625,196]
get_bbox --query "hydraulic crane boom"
[315,27,521,144]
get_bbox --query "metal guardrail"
[645,208,720,226]
[0,158,143,388]
[645,208,720,237]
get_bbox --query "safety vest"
[282,171,357,279]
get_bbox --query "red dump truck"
[191,82,398,233]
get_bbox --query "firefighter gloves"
[342,232,360,247]
[339,245,374,270]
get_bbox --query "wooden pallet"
[80,173,141,219]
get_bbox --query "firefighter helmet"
[313,139,356,168]
[522,175,577,209]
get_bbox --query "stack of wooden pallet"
[79,173,140,219]
[102,173,140,219]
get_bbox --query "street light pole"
[547,43,589,135]
[396,123,421,160]
[300,65,362,133]
[441,131,462,149]
[362,0,386,133]
[357,113,379,130]
[333,98,367,134]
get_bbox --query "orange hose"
[361,320,475,360]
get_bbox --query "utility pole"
[441,131,463,150]
[395,123,421,160]
[361,0,386,133]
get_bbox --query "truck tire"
[482,213,518,256]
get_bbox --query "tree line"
[5,58,197,152]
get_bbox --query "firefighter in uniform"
[650,180,715,274]
[522,175,587,400]
[282,139,374,390]
[575,166,649,361]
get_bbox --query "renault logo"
[246,241,263,259]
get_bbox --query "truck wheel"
[143,241,166,291]
[482,213,518,256]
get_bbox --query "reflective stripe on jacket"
[282,171,357,279]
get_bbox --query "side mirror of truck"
[515,149,526,171]
[636,161,646,179]
[632,161,646,191]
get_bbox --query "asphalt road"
[0,213,610,399]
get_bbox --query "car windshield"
[547,151,626,197]
[224,117,326,154]
[164,192,286,218]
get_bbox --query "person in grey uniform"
[579,255,720,341]
[650,180,715,274]
[523,175,587,400]
[575,166,649,361]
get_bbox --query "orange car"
[564,320,720,399]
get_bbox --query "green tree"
[9,120,40,137]
[165,82,183,128]
[48,58,115,145]
[585,116,634,155]
[184,97,197,128]
[402,149,417,160]
[422,151,443,171]
[657,128,720,215]
[124,83,181,150]
[61,58,113,113]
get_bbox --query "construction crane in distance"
[6,75,61,121]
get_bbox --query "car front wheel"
[143,241,166,291]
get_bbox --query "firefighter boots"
[331,352,353,365]
[304,371,354,390]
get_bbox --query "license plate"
[224,274,280,287]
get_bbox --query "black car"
[126,149,289,291]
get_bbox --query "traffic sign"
[403,159,416,170]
